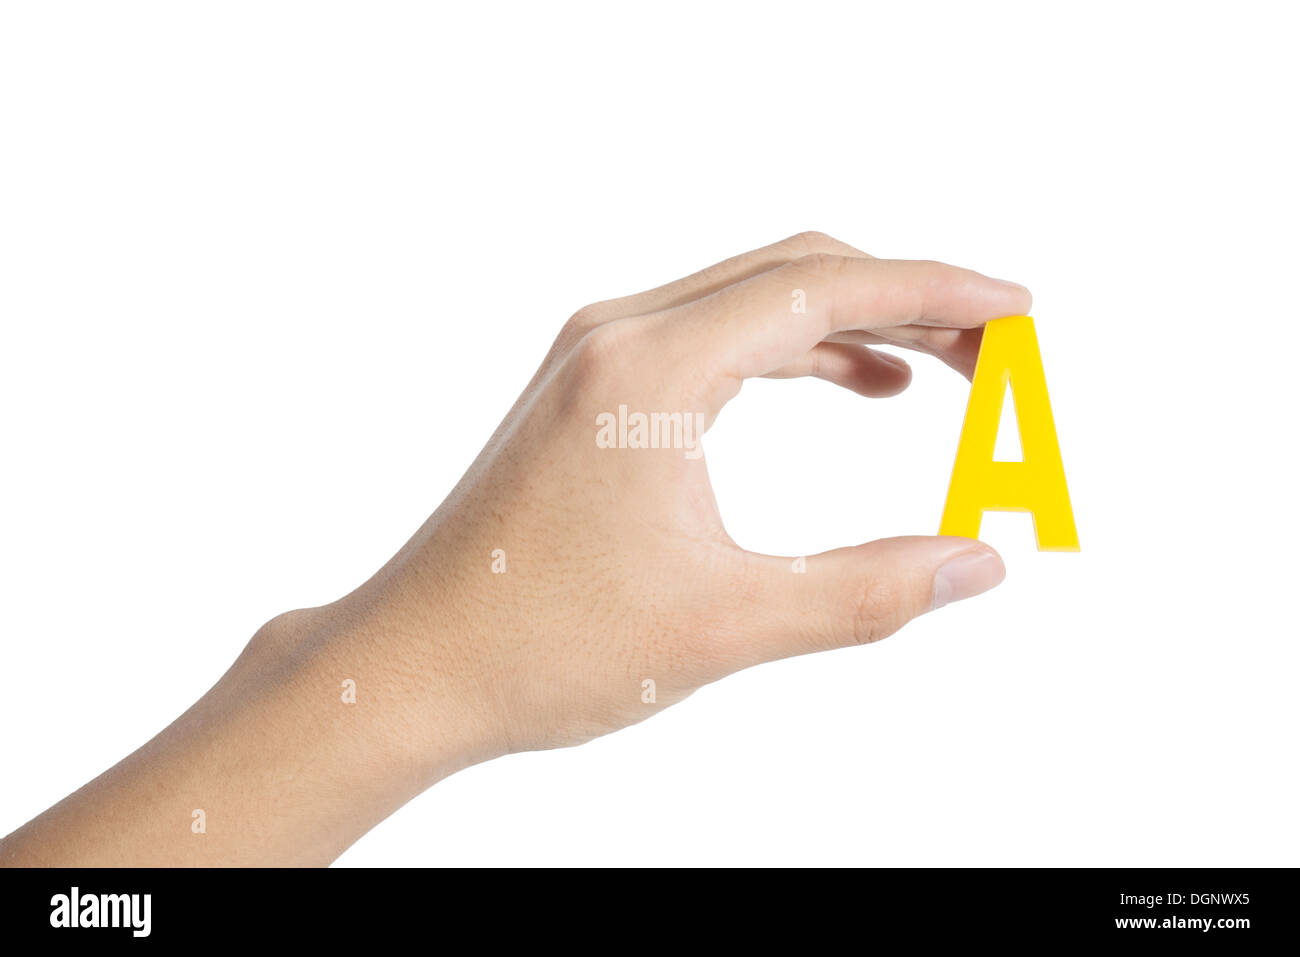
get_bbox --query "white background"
[2,2,1296,866]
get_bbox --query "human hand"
[324,231,1031,761]
[0,232,1030,866]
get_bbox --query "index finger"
[667,255,1031,398]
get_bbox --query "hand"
[0,232,1029,866]
[333,231,1028,755]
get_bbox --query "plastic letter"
[939,315,1079,550]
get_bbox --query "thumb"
[731,536,1005,667]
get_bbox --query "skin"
[0,232,1028,866]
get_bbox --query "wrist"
[252,594,508,796]
[0,600,500,867]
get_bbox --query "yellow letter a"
[939,315,1079,550]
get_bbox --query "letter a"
[939,315,1079,550]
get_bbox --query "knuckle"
[785,229,835,251]
[569,318,637,379]
[806,345,823,379]
[565,302,610,334]
[849,575,902,645]
[911,259,954,288]
[552,302,615,362]
[789,251,847,279]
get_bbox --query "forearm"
[1,234,1024,867]
[0,605,492,867]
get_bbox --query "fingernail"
[931,550,1006,610]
